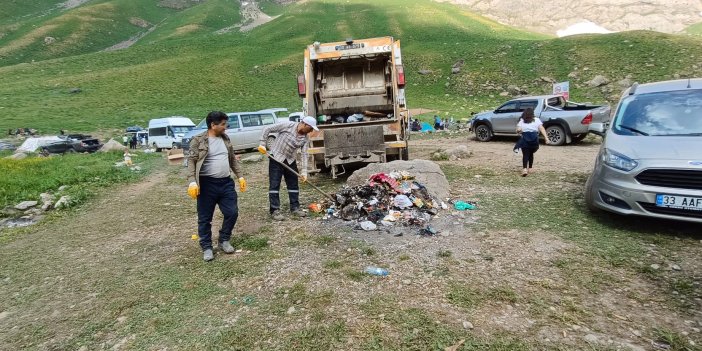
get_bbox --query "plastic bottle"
[365,266,389,276]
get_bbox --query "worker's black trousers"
[268,159,300,214]
[197,176,238,251]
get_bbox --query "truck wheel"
[571,133,587,143]
[474,124,492,142]
[172,142,177,149]
[545,125,566,146]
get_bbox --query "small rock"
[671,264,681,271]
[241,154,263,163]
[44,36,56,45]
[54,196,72,209]
[650,264,660,270]
[69,88,82,94]
[418,69,432,75]
[41,202,53,211]
[58,185,69,191]
[462,321,474,329]
[474,175,482,179]
[14,201,38,211]
[499,91,509,97]
[587,75,609,87]
[287,306,295,315]
[584,334,600,344]
[0,311,9,320]
[540,76,556,83]
[402,279,411,285]
[5,152,27,160]
[451,67,461,74]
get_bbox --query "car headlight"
[602,148,638,171]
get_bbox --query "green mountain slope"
[0,0,701,133]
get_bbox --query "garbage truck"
[297,36,409,178]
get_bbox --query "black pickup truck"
[41,134,102,154]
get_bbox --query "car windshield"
[613,89,702,136]
[195,119,207,129]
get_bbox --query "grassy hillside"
[0,0,701,133]
[687,21,702,36]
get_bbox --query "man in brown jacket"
[187,111,247,262]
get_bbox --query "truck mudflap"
[323,125,386,178]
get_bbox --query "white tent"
[16,136,62,153]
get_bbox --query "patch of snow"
[556,21,613,37]
[58,0,91,10]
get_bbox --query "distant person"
[410,119,421,132]
[140,135,146,147]
[434,115,441,130]
[514,107,550,176]
[122,135,129,146]
[257,116,318,221]
[187,111,247,262]
[130,134,138,149]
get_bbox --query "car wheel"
[474,124,492,142]
[545,125,566,146]
[172,142,177,149]
[572,133,587,143]
[66,148,76,153]
[584,174,601,213]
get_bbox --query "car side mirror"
[589,122,608,137]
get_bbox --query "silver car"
[585,78,702,223]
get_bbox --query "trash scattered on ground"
[191,234,199,241]
[325,171,439,228]
[229,296,256,305]
[360,221,377,231]
[454,200,476,211]
[308,203,322,213]
[167,148,184,166]
[365,266,389,276]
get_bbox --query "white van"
[148,117,195,151]
[181,110,286,154]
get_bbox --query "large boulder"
[346,160,450,201]
[100,138,127,152]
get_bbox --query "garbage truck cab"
[299,36,409,178]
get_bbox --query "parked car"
[470,95,611,145]
[181,109,286,155]
[41,135,102,154]
[0,141,16,151]
[585,78,702,223]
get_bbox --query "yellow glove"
[257,145,267,154]
[238,177,247,192]
[187,181,199,199]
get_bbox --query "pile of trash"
[319,171,447,231]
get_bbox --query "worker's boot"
[203,249,214,262]
[291,208,307,218]
[218,241,235,254]
[271,210,285,221]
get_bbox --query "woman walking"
[514,108,550,176]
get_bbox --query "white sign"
[553,81,570,100]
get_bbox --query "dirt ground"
[0,132,700,350]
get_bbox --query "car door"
[225,115,245,150]
[491,101,520,133]
[516,100,538,127]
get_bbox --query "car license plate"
[656,194,702,211]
